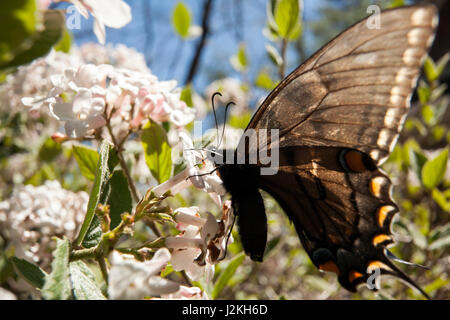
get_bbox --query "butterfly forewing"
[246,5,437,165]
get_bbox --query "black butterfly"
[210,4,438,298]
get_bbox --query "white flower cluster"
[0,43,150,116]
[107,203,234,299]
[21,61,195,138]
[108,248,180,300]
[166,202,234,281]
[0,180,88,269]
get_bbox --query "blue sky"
[55,0,326,94]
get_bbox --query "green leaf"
[38,137,62,162]
[255,69,276,90]
[172,2,191,38]
[180,84,193,107]
[432,189,450,212]
[160,263,174,278]
[42,238,71,300]
[274,0,301,40]
[424,54,450,83]
[429,234,450,250]
[432,125,446,142]
[422,149,448,190]
[53,28,72,53]
[435,53,450,80]
[388,0,405,8]
[424,56,438,82]
[1,9,65,70]
[430,83,447,102]
[417,80,430,104]
[69,261,106,300]
[421,104,434,125]
[10,257,47,289]
[212,252,245,299]
[141,120,172,184]
[409,148,428,182]
[107,170,132,229]
[75,140,114,247]
[25,163,58,186]
[0,0,37,66]
[265,43,283,67]
[264,235,281,258]
[72,145,99,181]
[423,277,449,294]
[230,43,248,72]
[228,112,252,129]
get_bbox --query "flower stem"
[69,246,98,261]
[97,257,109,284]
[278,37,288,80]
[105,120,163,237]
[106,122,141,202]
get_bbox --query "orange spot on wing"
[372,234,392,246]
[345,150,367,172]
[348,270,364,283]
[367,261,391,273]
[319,261,341,275]
[376,205,395,227]
[370,177,384,197]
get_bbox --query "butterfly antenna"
[211,92,222,146]
[184,148,223,157]
[218,101,235,149]
[185,165,224,180]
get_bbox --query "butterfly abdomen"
[218,163,268,262]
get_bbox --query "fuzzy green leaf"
[42,238,71,300]
[69,261,106,300]
[75,140,114,247]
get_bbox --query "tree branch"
[184,0,214,85]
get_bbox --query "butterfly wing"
[258,146,427,295]
[246,4,437,165]
[245,5,438,296]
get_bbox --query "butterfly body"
[212,4,438,297]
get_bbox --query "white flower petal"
[84,0,132,28]
[147,276,180,296]
[92,14,106,44]
[49,101,75,121]
[65,120,88,138]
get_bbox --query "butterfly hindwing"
[257,146,428,296]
